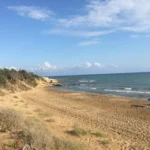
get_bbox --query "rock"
[43,77,58,83]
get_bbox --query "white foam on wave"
[79,79,95,83]
[104,89,150,94]
[89,80,95,83]
[78,79,89,83]
[124,87,132,91]
[90,87,97,90]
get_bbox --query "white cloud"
[82,62,92,68]
[8,6,53,20]
[5,66,17,70]
[110,64,119,68]
[45,29,114,38]
[43,62,57,70]
[44,62,51,68]
[57,0,150,32]
[94,62,103,68]
[77,62,104,69]
[78,39,100,46]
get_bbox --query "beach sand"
[0,81,150,150]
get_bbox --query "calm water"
[50,72,150,99]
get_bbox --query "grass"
[69,125,89,136]
[45,118,55,122]
[0,108,85,150]
[38,111,51,117]
[0,108,22,132]
[53,137,85,150]
[102,140,110,145]
[0,68,41,88]
[92,131,105,137]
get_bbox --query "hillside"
[0,69,85,150]
[0,69,44,95]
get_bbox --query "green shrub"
[69,125,89,136]
[0,69,40,87]
[92,131,105,137]
[0,75,7,86]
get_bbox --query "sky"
[0,0,150,76]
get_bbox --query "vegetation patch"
[68,125,89,136]
[92,131,105,137]
[0,68,41,88]
[38,111,51,117]
[45,118,55,122]
[0,108,85,150]
[102,140,110,145]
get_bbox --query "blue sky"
[0,0,150,76]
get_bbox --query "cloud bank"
[58,0,150,32]
[8,0,150,40]
[8,6,53,20]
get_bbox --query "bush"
[0,69,40,87]
[69,125,89,136]
[0,75,7,86]
[0,108,23,132]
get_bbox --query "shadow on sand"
[131,104,150,108]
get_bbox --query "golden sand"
[0,80,150,150]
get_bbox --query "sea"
[50,72,150,100]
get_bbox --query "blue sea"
[50,72,150,99]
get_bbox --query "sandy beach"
[0,80,150,150]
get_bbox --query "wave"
[124,87,132,91]
[89,80,95,83]
[90,87,97,90]
[78,79,89,83]
[104,89,150,94]
[78,79,95,83]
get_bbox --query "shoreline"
[0,81,150,149]
[51,86,148,101]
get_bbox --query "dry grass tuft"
[68,125,89,136]
[38,111,51,117]
[92,131,105,137]
[18,117,53,150]
[0,108,23,132]
[0,108,85,150]
[53,137,85,150]
[45,118,55,122]
[102,140,110,145]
